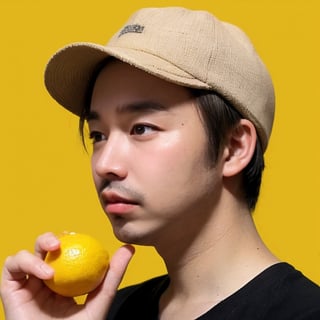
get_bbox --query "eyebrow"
[85,101,167,122]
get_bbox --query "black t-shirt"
[107,263,320,319]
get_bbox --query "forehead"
[89,60,193,112]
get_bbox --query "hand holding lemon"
[43,232,109,297]
[1,232,134,319]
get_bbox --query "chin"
[110,215,164,246]
[112,225,155,246]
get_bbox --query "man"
[1,6,320,320]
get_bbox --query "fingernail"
[46,237,60,249]
[40,263,54,275]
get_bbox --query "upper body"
[107,263,320,320]
[87,58,280,319]
[1,6,319,320]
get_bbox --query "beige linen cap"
[44,6,275,152]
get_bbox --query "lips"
[100,191,139,215]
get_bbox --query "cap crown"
[45,7,275,151]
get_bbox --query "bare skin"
[0,232,134,320]
[88,61,279,319]
[1,60,278,319]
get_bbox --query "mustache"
[98,180,145,203]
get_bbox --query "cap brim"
[44,42,208,116]
[45,43,110,116]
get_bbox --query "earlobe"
[222,119,257,177]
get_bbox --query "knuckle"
[16,249,31,259]
[36,231,55,243]
[34,232,59,255]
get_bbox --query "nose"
[92,134,128,181]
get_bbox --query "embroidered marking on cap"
[118,24,144,37]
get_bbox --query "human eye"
[89,131,107,144]
[130,124,158,136]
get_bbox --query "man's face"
[88,60,224,247]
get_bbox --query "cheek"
[138,132,209,188]
[137,137,220,220]
[90,156,101,189]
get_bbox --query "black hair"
[78,63,264,212]
[189,89,264,211]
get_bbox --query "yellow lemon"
[44,232,109,297]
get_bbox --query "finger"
[34,232,60,259]
[85,244,135,313]
[2,250,54,283]
[104,244,135,297]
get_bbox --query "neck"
[156,198,279,319]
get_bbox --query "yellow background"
[0,0,319,318]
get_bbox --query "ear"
[222,119,257,177]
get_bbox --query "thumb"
[85,244,135,316]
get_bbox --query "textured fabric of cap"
[44,6,275,151]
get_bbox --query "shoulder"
[107,275,169,320]
[274,263,320,299]
[262,263,320,319]
[200,263,320,320]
